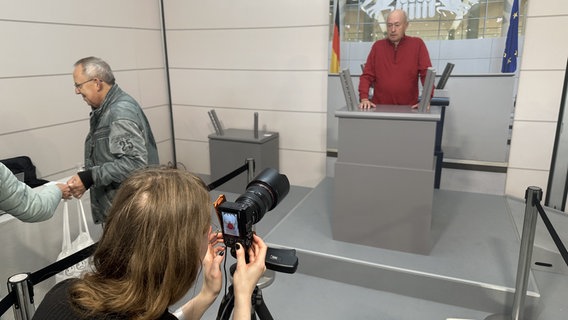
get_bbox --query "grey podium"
[333,105,441,255]
[209,128,279,194]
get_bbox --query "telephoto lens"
[234,168,290,224]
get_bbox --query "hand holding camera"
[232,235,267,313]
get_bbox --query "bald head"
[386,9,409,46]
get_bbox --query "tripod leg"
[253,287,273,320]
[216,285,234,320]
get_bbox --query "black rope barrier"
[0,291,15,318]
[535,202,568,267]
[207,163,248,191]
[1,162,252,317]
[29,243,97,285]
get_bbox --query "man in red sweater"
[359,9,432,109]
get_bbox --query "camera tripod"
[216,264,275,320]
[215,246,298,320]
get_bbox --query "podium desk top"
[335,105,441,122]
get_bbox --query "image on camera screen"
[222,211,240,237]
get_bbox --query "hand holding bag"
[55,198,95,283]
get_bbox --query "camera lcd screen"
[221,211,240,237]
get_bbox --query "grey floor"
[183,163,568,320]
[5,163,566,320]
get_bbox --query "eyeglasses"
[74,78,96,90]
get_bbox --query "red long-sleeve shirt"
[359,36,432,106]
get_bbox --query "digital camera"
[214,168,289,258]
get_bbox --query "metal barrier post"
[246,158,255,184]
[485,186,542,320]
[7,273,35,320]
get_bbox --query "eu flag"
[501,0,519,73]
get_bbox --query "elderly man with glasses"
[67,56,159,224]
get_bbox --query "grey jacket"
[84,84,159,223]
[0,162,62,222]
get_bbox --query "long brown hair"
[70,167,211,319]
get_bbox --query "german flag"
[330,3,340,73]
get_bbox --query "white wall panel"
[167,27,328,70]
[505,168,550,200]
[143,106,173,143]
[0,121,88,178]
[136,69,170,108]
[438,39,493,60]
[170,69,327,112]
[521,17,568,71]
[164,0,328,29]
[508,121,556,170]
[165,0,329,188]
[114,70,169,108]
[0,0,160,28]
[156,140,174,165]
[425,41,441,62]
[280,149,326,188]
[175,140,211,174]
[0,22,162,77]
[0,72,166,137]
[347,42,373,61]
[172,105,215,141]
[527,0,568,16]
[0,75,84,133]
[505,0,568,199]
[514,70,564,122]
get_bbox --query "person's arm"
[0,163,69,222]
[417,39,434,97]
[68,117,149,198]
[232,235,268,320]
[358,46,379,109]
[176,229,225,320]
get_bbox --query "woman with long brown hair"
[33,167,267,320]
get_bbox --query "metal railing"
[486,186,568,320]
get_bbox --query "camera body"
[217,200,255,254]
[214,167,298,273]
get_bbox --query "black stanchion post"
[7,273,35,320]
[485,186,542,320]
[246,158,255,184]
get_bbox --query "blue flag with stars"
[502,0,519,72]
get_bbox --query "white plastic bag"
[55,199,95,283]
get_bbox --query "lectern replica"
[333,106,441,254]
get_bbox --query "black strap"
[535,202,568,267]
[0,291,15,318]
[29,243,97,285]
[208,163,249,191]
